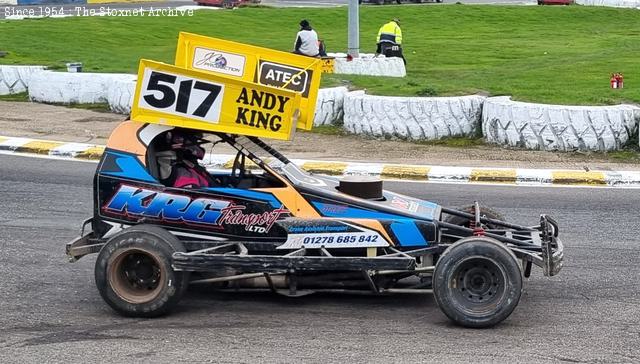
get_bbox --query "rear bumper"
[65,218,103,262]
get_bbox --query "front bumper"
[540,214,563,276]
[511,215,564,276]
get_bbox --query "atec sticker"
[192,47,246,77]
[258,61,312,97]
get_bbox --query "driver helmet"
[167,129,206,161]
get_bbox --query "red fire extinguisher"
[611,73,624,89]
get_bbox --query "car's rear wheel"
[433,237,522,328]
[95,225,189,317]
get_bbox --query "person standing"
[375,18,405,65]
[293,19,320,57]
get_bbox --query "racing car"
[66,120,563,328]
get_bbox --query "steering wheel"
[229,151,246,187]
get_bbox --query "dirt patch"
[1,100,638,171]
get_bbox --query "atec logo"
[192,47,245,77]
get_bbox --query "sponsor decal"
[258,61,312,97]
[390,196,420,213]
[316,203,348,215]
[103,185,288,233]
[192,47,246,77]
[287,225,349,233]
[277,232,387,250]
[234,87,291,132]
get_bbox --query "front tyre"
[433,237,522,328]
[95,225,189,317]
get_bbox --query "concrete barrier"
[482,96,640,152]
[313,87,349,126]
[343,91,485,140]
[28,71,135,104]
[575,0,640,8]
[328,53,406,78]
[0,66,46,95]
[106,79,136,115]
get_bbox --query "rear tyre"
[433,237,522,328]
[95,225,189,318]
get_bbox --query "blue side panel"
[17,0,86,4]
[100,150,157,183]
[204,188,282,208]
[313,202,407,220]
[390,220,428,247]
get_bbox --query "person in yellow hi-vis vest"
[375,18,406,65]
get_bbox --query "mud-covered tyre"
[95,225,189,318]
[433,237,522,328]
[442,205,505,229]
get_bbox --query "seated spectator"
[293,19,320,57]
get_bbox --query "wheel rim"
[449,256,507,316]
[108,248,166,304]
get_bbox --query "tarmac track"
[0,154,639,363]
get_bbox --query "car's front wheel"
[433,237,522,328]
[95,225,189,317]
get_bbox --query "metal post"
[348,0,360,58]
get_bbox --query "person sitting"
[161,130,219,189]
[293,19,320,57]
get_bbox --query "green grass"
[2,5,640,105]
[0,92,29,102]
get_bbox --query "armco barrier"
[0,66,46,95]
[29,71,136,104]
[328,53,406,78]
[482,96,640,152]
[344,91,485,140]
[313,87,348,126]
[575,0,640,7]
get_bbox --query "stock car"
[66,121,563,328]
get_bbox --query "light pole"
[348,0,359,58]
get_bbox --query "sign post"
[348,0,360,58]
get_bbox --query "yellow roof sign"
[175,32,322,131]
[131,59,301,141]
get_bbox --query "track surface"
[0,154,638,363]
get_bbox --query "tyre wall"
[575,0,640,8]
[328,53,406,78]
[107,79,136,115]
[343,91,485,140]
[0,66,46,95]
[482,96,640,151]
[28,71,136,104]
[313,86,349,126]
